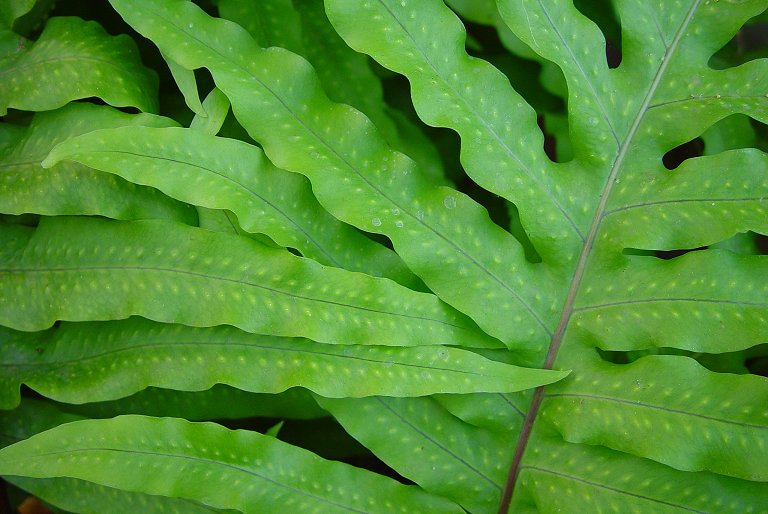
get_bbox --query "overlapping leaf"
[0,103,196,223]
[108,0,563,355]
[43,125,420,286]
[105,0,766,510]
[0,401,236,514]
[0,0,766,513]
[0,317,561,408]
[319,0,768,511]
[0,215,514,353]
[0,16,158,114]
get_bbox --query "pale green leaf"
[0,401,233,514]
[325,0,589,264]
[1,1,767,511]
[195,206,281,248]
[317,0,768,509]
[293,0,446,181]
[6,477,237,514]
[509,431,768,513]
[190,87,230,135]
[540,354,768,482]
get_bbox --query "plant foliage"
[0,0,767,512]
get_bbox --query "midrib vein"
[497,2,701,512]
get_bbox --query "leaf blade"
[43,125,420,287]
[0,216,503,351]
[0,104,196,224]
[0,415,465,514]
[0,17,158,114]
[108,0,563,351]
[0,318,566,409]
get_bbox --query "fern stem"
[497,1,702,511]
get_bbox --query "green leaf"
[541,354,768,482]
[5,476,237,514]
[701,114,759,155]
[195,206,282,250]
[0,103,196,223]
[317,0,768,510]
[164,52,205,117]
[0,216,503,351]
[265,421,284,438]
[2,1,768,511]
[513,430,768,514]
[190,87,230,135]
[0,398,82,447]
[325,0,588,264]
[0,17,158,115]
[217,0,304,54]
[292,0,446,181]
[0,318,565,409]
[55,385,328,422]
[0,0,34,30]
[0,415,465,513]
[0,401,232,514]
[318,395,514,514]
[5,0,55,36]
[42,125,420,287]
[108,0,562,354]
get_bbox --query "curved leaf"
[0,17,158,114]
[0,415,465,514]
[164,52,205,117]
[317,0,768,509]
[0,402,233,514]
[541,354,768,482]
[43,125,420,287]
[0,1,766,512]
[0,216,502,351]
[190,87,230,135]
[0,0,34,30]
[292,0,446,181]
[512,431,768,514]
[0,318,565,408]
[217,0,304,54]
[0,103,196,223]
[108,0,563,353]
[317,396,513,514]
[325,0,590,264]
[0,399,82,447]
